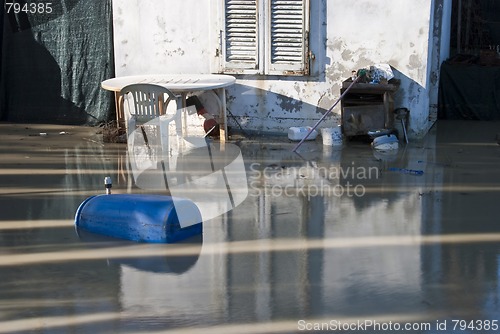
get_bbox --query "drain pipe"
[292,74,363,153]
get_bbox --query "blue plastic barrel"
[75,194,202,243]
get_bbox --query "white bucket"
[321,127,343,146]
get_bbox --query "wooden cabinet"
[340,79,399,137]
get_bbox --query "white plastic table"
[101,74,236,141]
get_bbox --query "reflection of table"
[340,79,399,137]
[101,74,236,141]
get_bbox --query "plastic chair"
[120,84,182,156]
[120,84,184,190]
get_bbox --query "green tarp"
[1,0,114,125]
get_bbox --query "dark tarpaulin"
[438,60,500,120]
[0,0,114,125]
[0,5,3,97]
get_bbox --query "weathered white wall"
[112,0,212,74]
[112,0,451,139]
[328,0,433,138]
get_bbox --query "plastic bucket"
[75,194,202,243]
[321,126,343,146]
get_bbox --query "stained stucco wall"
[112,0,450,139]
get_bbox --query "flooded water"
[1,121,500,333]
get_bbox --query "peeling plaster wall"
[111,0,450,139]
[326,0,437,139]
[112,0,211,74]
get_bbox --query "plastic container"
[372,134,399,151]
[367,128,393,139]
[75,194,202,243]
[321,126,343,146]
[288,127,318,141]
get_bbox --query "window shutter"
[222,0,260,73]
[267,0,309,75]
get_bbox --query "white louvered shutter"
[222,0,260,74]
[218,0,310,76]
[266,0,309,75]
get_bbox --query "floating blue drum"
[75,194,202,243]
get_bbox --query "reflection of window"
[217,0,310,76]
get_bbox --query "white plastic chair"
[120,84,181,156]
[120,84,183,189]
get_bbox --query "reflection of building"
[117,142,434,323]
[225,191,325,320]
[118,218,229,326]
[420,123,500,319]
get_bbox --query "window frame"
[215,0,310,76]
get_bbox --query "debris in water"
[388,167,424,175]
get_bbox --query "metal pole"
[104,176,112,194]
[292,75,361,152]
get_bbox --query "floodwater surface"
[0,121,500,333]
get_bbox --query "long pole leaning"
[292,75,361,153]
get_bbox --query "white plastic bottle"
[288,127,318,141]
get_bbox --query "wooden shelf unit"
[340,79,400,137]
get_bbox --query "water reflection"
[1,123,500,333]
[75,229,202,273]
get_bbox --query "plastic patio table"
[101,74,236,142]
